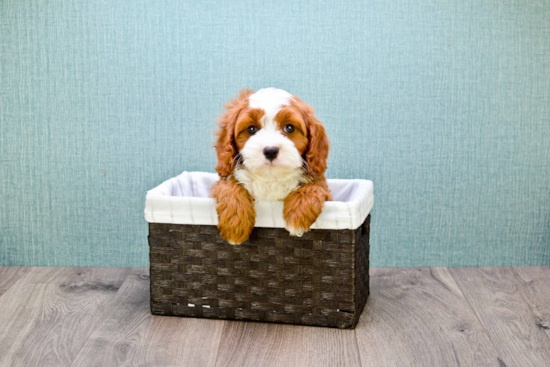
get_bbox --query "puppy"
[211,88,331,245]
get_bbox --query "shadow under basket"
[148,215,370,329]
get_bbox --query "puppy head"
[214,88,329,178]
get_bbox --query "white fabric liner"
[144,172,374,230]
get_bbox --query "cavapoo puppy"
[211,88,331,244]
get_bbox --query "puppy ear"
[302,103,329,177]
[214,89,254,177]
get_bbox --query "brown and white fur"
[211,88,331,245]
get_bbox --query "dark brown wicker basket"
[148,214,370,329]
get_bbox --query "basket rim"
[144,171,374,230]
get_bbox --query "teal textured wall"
[1,0,549,267]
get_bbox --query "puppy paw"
[285,223,305,237]
[216,202,255,245]
[211,179,256,245]
[283,207,315,237]
[283,183,329,237]
[219,227,250,245]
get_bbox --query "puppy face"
[235,89,307,174]
[215,88,329,179]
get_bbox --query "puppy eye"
[283,124,295,133]
[247,126,258,135]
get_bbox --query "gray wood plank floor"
[0,266,548,367]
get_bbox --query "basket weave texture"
[148,215,370,328]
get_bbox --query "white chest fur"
[233,166,307,201]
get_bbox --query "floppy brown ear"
[302,103,329,177]
[214,89,254,178]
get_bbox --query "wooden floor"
[0,267,549,367]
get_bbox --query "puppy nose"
[263,146,279,161]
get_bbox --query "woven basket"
[145,172,373,329]
[148,215,370,329]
